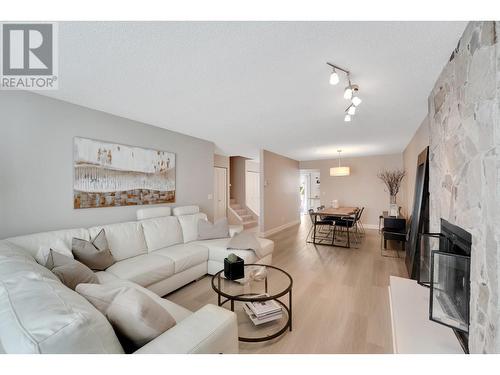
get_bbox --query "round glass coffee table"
[211,264,293,342]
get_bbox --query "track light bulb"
[352,96,362,106]
[344,86,353,100]
[344,114,351,122]
[347,106,356,115]
[329,70,340,85]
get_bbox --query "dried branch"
[377,169,406,196]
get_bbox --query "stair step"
[240,214,253,221]
[230,198,236,204]
[230,204,241,210]
[243,220,258,229]
[235,209,248,215]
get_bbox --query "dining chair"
[306,208,334,244]
[332,210,362,248]
[380,216,407,258]
[355,207,365,235]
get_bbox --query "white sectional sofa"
[0,205,274,354]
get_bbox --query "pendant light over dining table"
[330,150,350,177]
[327,62,362,122]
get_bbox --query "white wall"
[229,156,247,205]
[0,91,215,238]
[260,149,300,235]
[245,160,260,215]
[300,153,405,227]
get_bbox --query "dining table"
[308,206,359,248]
[316,207,358,216]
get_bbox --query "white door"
[214,167,227,220]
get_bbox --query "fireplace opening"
[428,219,472,353]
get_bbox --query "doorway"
[300,169,321,214]
[214,167,228,220]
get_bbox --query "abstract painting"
[73,137,175,209]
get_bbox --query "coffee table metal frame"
[211,264,293,343]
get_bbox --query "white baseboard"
[260,220,301,238]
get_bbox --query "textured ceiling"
[39,21,466,160]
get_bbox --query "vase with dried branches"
[377,169,406,216]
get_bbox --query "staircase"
[229,198,258,229]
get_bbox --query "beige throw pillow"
[227,231,264,258]
[72,229,116,271]
[76,283,176,349]
[198,217,230,240]
[45,249,99,290]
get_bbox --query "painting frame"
[73,136,176,209]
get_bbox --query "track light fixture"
[327,62,362,121]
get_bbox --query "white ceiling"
[40,21,466,160]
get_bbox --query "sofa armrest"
[229,225,244,238]
[134,304,238,354]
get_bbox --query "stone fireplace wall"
[428,21,500,353]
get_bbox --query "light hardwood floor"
[167,218,408,353]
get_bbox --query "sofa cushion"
[95,270,119,284]
[194,237,274,264]
[89,222,147,261]
[229,225,244,238]
[227,232,268,258]
[44,250,99,290]
[136,206,172,220]
[0,241,34,262]
[141,216,183,251]
[72,229,116,271]
[105,254,174,287]
[0,270,123,353]
[34,238,74,265]
[177,213,208,243]
[76,283,176,350]
[0,243,59,283]
[153,243,209,274]
[5,228,90,259]
[100,279,192,323]
[198,218,230,240]
[172,205,200,216]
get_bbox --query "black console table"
[381,214,406,257]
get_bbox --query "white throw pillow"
[198,218,230,240]
[177,213,208,243]
[227,232,264,258]
[76,283,176,350]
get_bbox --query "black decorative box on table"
[224,256,244,280]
